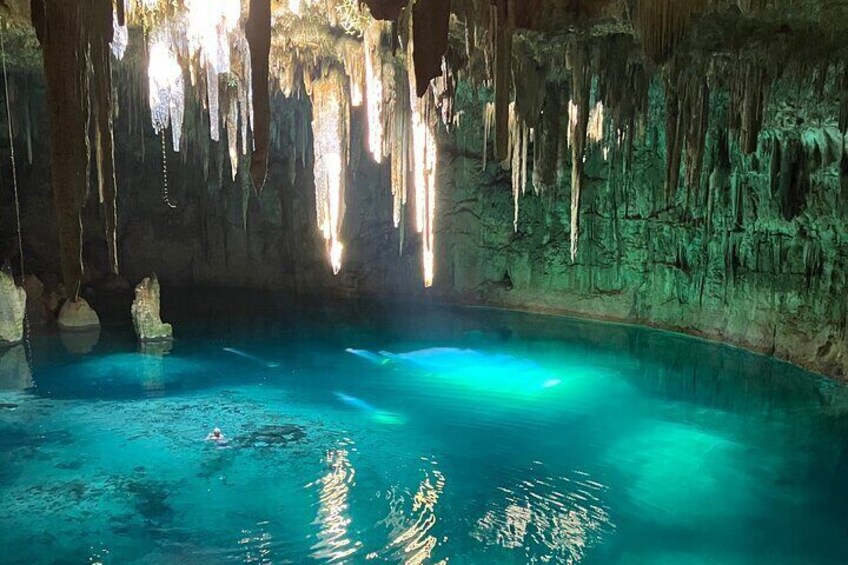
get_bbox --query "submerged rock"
[239,424,306,448]
[58,297,100,330]
[0,267,26,345]
[131,275,172,342]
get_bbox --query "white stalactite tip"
[312,72,348,275]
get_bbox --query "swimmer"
[205,427,226,442]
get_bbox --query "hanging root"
[0,26,24,278]
[161,130,177,209]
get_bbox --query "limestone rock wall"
[433,79,848,378]
[2,71,847,378]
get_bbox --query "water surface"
[1,292,847,564]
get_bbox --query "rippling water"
[1,291,847,564]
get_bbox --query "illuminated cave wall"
[0,82,421,296]
[437,76,848,379]
[2,61,848,378]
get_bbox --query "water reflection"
[59,327,100,355]
[138,341,173,395]
[472,463,613,563]
[237,520,274,563]
[309,443,360,562]
[378,457,446,565]
[0,345,32,390]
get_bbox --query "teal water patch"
[1,296,847,564]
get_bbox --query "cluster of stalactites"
[312,69,349,275]
[330,10,437,286]
[481,91,606,235]
[147,29,185,152]
[143,0,253,171]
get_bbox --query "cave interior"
[1,1,848,372]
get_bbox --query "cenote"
[5,1,848,563]
[1,292,847,564]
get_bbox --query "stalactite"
[339,37,365,107]
[246,0,271,192]
[482,101,494,171]
[312,69,349,275]
[32,0,92,294]
[504,103,531,231]
[391,60,410,228]
[410,0,451,97]
[587,102,604,144]
[240,154,251,230]
[569,43,591,263]
[512,39,546,128]
[239,83,250,155]
[206,62,220,141]
[91,0,120,275]
[409,91,438,287]
[226,90,239,181]
[364,20,388,163]
[406,13,438,287]
[493,4,511,163]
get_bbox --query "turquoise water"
[1,292,847,564]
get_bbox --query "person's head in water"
[206,427,224,441]
[212,428,222,439]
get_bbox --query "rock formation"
[57,297,100,330]
[1,0,848,378]
[0,267,26,345]
[131,275,173,342]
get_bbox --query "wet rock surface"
[131,275,172,341]
[57,297,100,330]
[0,268,26,345]
[3,47,848,379]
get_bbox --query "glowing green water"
[1,294,847,564]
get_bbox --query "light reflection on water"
[472,464,613,564]
[309,443,361,562]
[375,457,447,565]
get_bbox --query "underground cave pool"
[1,291,847,564]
